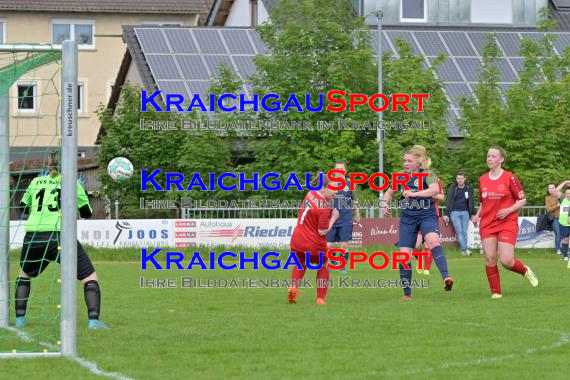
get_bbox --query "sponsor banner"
[196,219,295,248]
[173,220,197,247]
[361,218,459,247]
[467,217,555,249]
[361,218,399,247]
[9,217,552,250]
[349,223,363,248]
[77,220,172,248]
[9,219,295,249]
[10,219,172,249]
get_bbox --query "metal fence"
[181,205,548,219]
[181,207,300,219]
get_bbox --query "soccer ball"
[107,157,134,183]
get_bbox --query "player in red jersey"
[471,146,538,299]
[415,177,445,275]
[288,176,339,304]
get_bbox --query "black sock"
[83,280,101,320]
[15,277,31,318]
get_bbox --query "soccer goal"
[0,41,78,358]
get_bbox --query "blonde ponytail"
[406,145,431,170]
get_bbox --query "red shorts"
[291,250,329,266]
[480,227,518,246]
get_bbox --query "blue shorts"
[398,216,440,249]
[561,224,570,239]
[327,225,353,243]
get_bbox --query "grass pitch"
[1,247,569,379]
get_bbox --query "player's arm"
[497,174,526,219]
[417,182,440,198]
[556,181,570,198]
[19,180,33,215]
[472,180,482,225]
[328,208,340,230]
[318,208,332,236]
[443,184,453,221]
[19,199,30,215]
[404,172,439,198]
[383,187,396,216]
[434,178,445,202]
[352,187,361,223]
[467,185,476,216]
[499,198,526,219]
[77,181,93,218]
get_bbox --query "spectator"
[557,182,570,264]
[443,171,475,256]
[545,183,563,255]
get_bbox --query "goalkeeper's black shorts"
[20,231,95,280]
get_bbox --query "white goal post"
[0,40,78,358]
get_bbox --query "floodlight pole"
[372,10,384,218]
[0,80,9,327]
[61,40,78,357]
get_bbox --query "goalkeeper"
[15,156,108,330]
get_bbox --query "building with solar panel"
[103,0,570,141]
[1,0,213,160]
[0,0,213,218]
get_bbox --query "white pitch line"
[69,355,134,380]
[2,326,134,380]
[359,321,570,378]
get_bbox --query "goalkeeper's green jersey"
[560,198,570,227]
[20,174,92,232]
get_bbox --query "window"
[16,83,36,112]
[250,0,258,26]
[401,0,426,22]
[0,20,5,43]
[471,0,513,24]
[52,21,95,48]
[77,83,84,113]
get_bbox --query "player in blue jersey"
[384,145,453,300]
[327,160,360,273]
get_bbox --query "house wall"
[3,11,200,149]
[363,0,547,27]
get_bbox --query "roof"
[205,0,236,26]
[96,26,154,143]
[0,0,211,14]
[102,25,570,140]
[551,3,570,30]
[260,0,277,13]
[552,0,570,11]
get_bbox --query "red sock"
[425,248,433,270]
[316,267,330,299]
[291,267,306,288]
[507,259,527,275]
[485,265,501,294]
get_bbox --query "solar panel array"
[134,27,570,137]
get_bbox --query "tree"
[97,84,232,218]
[216,0,449,200]
[459,8,570,204]
[380,40,450,184]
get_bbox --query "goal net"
[0,41,79,358]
